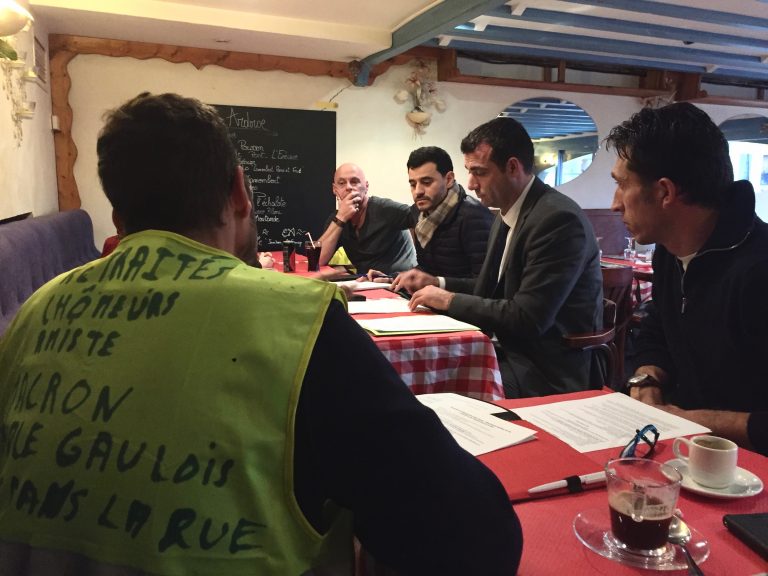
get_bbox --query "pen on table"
[527,471,607,495]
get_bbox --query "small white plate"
[665,458,764,499]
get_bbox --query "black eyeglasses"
[619,424,659,458]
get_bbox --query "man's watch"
[332,215,346,228]
[626,373,662,390]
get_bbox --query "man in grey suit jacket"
[392,117,603,397]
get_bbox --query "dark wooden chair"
[600,265,635,386]
[563,298,619,387]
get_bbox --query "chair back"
[600,265,634,386]
[562,298,618,388]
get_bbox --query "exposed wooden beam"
[353,0,506,86]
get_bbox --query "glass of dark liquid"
[605,458,682,555]
[282,241,297,273]
[305,241,322,272]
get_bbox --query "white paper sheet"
[355,314,479,335]
[336,280,390,291]
[417,393,536,456]
[513,392,711,453]
[347,299,429,314]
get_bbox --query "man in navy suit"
[393,117,603,397]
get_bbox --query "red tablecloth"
[359,390,767,575]
[272,259,504,401]
[497,391,768,575]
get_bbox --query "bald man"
[317,163,417,274]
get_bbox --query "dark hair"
[97,92,239,234]
[407,146,453,175]
[460,117,534,173]
[605,102,733,208]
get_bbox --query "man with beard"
[393,118,603,398]
[0,93,522,575]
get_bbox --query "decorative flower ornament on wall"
[394,60,446,137]
[1,2,37,146]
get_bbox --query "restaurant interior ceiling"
[27,0,768,101]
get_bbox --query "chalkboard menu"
[213,104,336,250]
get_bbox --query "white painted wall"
[4,46,767,249]
[0,22,58,220]
[66,54,647,247]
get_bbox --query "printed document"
[513,392,710,453]
[347,299,427,314]
[417,393,536,456]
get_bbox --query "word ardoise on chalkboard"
[213,104,336,250]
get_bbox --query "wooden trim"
[49,42,79,211]
[684,96,768,110]
[440,72,672,99]
[48,35,352,77]
[365,46,444,84]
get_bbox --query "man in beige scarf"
[366,146,492,282]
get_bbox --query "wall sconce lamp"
[0,0,33,37]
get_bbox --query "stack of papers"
[417,393,536,455]
[356,314,479,336]
[347,299,428,314]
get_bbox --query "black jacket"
[413,185,493,278]
[636,180,768,454]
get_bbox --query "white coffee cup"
[672,435,738,488]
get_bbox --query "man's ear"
[445,171,455,188]
[505,157,521,179]
[657,177,679,208]
[231,166,252,217]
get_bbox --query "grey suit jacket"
[446,178,603,396]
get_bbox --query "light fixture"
[0,0,33,37]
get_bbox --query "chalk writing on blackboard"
[213,104,336,249]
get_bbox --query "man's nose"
[610,189,623,212]
[467,174,478,190]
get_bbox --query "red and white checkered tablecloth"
[353,289,503,402]
[372,331,503,401]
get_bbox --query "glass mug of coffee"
[605,458,682,555]
[673,435,738,488]
[305,241,322,272]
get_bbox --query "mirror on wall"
[719,114,768,221]
[500,97,598,187]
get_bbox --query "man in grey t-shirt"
[317,163,417,274]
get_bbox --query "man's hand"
[409,286,454,311]
[337,190,363,222]
[391,269,438,294]
[629,385,664,405]
[363,269,392,283]
[258,252,275,269]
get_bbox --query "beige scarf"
[414,184,460,248]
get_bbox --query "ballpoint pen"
[527,471,607,495]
